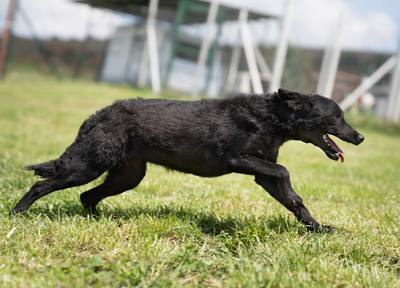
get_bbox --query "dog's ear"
[278,88,312,114]
[278,88,295,101]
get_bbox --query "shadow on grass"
[9,200,317,237]
[106,204,305,236]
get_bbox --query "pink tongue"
[326,135,345,163]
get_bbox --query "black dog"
[12,89,364,232]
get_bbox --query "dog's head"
[277,88,364,162]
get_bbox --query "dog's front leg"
[254,176,330,232]
[228,155,331,232]
[228,156,302,206]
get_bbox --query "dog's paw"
[307,224,335,234]
[10,207,25,216]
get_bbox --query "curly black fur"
[14,89,364,232]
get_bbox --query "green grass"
[0,75,399,287]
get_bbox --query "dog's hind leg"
[80,158,146,213]
[255,176,332,233]
[12,166,103,215]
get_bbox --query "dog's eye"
[334,112,341,119]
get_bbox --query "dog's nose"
[358,134,364,143]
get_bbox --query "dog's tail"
[24,159,59,178]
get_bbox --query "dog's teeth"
[335,152,340,156]
[322,134,329,145]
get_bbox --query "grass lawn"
[0,74,399,287]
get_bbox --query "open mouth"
[321,134,344,163]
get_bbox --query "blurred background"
[1,0,400,121]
